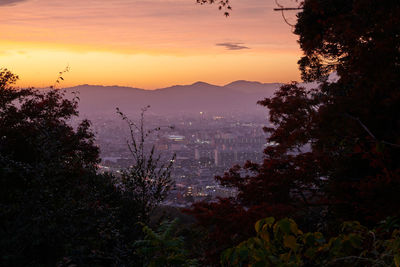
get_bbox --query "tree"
[221,217,400,266]
[0,69,128,266]
[188,0,400,263]
[0,69,177,265]
[134,219,199,267]
[291,0,400,223]
[117,106,176,223]
[0,69,99,172]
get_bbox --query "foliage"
[186,198,294,264]
[117,106,176,223]
[0,69,178,265]
[134,219,198,267]
[221,217,400,267]
[291,0,400,223]
[188,0,400,264]
[0,69,137,266]
[196,0,231,16]
[0,69,99,172]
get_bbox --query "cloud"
[0,0,27,6]
[216,42,250,50]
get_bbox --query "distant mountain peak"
[225,80,262,87]
[224,80,282,87]
[68,84,144,91]
[190,81,212,87]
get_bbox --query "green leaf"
[394,254,400,267]
[283,235,297,250]
[239,248,249,260]
[348,234,362,248]
[255,217,275,233]
[277,219,292,235]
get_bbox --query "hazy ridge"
[64,80,281,116]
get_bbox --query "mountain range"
[64,80,282,116]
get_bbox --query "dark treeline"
[187,0,400,265]
[0,72,177,265]
[1,0,400,266]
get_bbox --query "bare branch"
[273,7,303,11]
[345,113,400,148]
[274,0,303,28]
[50,65,70,89]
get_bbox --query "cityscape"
[92,112,270,206]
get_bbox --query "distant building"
[214,150,236,167]
[168,135,185,141]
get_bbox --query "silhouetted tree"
[188,0,400,264]
[117,107,176,223]
[0,69,130,266]
[292,0,400,224]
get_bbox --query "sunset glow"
[0,0,301,88]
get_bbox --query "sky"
[0,0,302,89]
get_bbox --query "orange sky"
[0,0,302,89]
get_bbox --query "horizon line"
[29,79,287,91]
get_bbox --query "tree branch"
[345,113,400,148]
[274,0,302,28]
[273,8,303,11]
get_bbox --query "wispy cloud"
[216,42,250,50]
[0,0,300,87]
[0,0,27,6]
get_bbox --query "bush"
[221,217,400,267]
